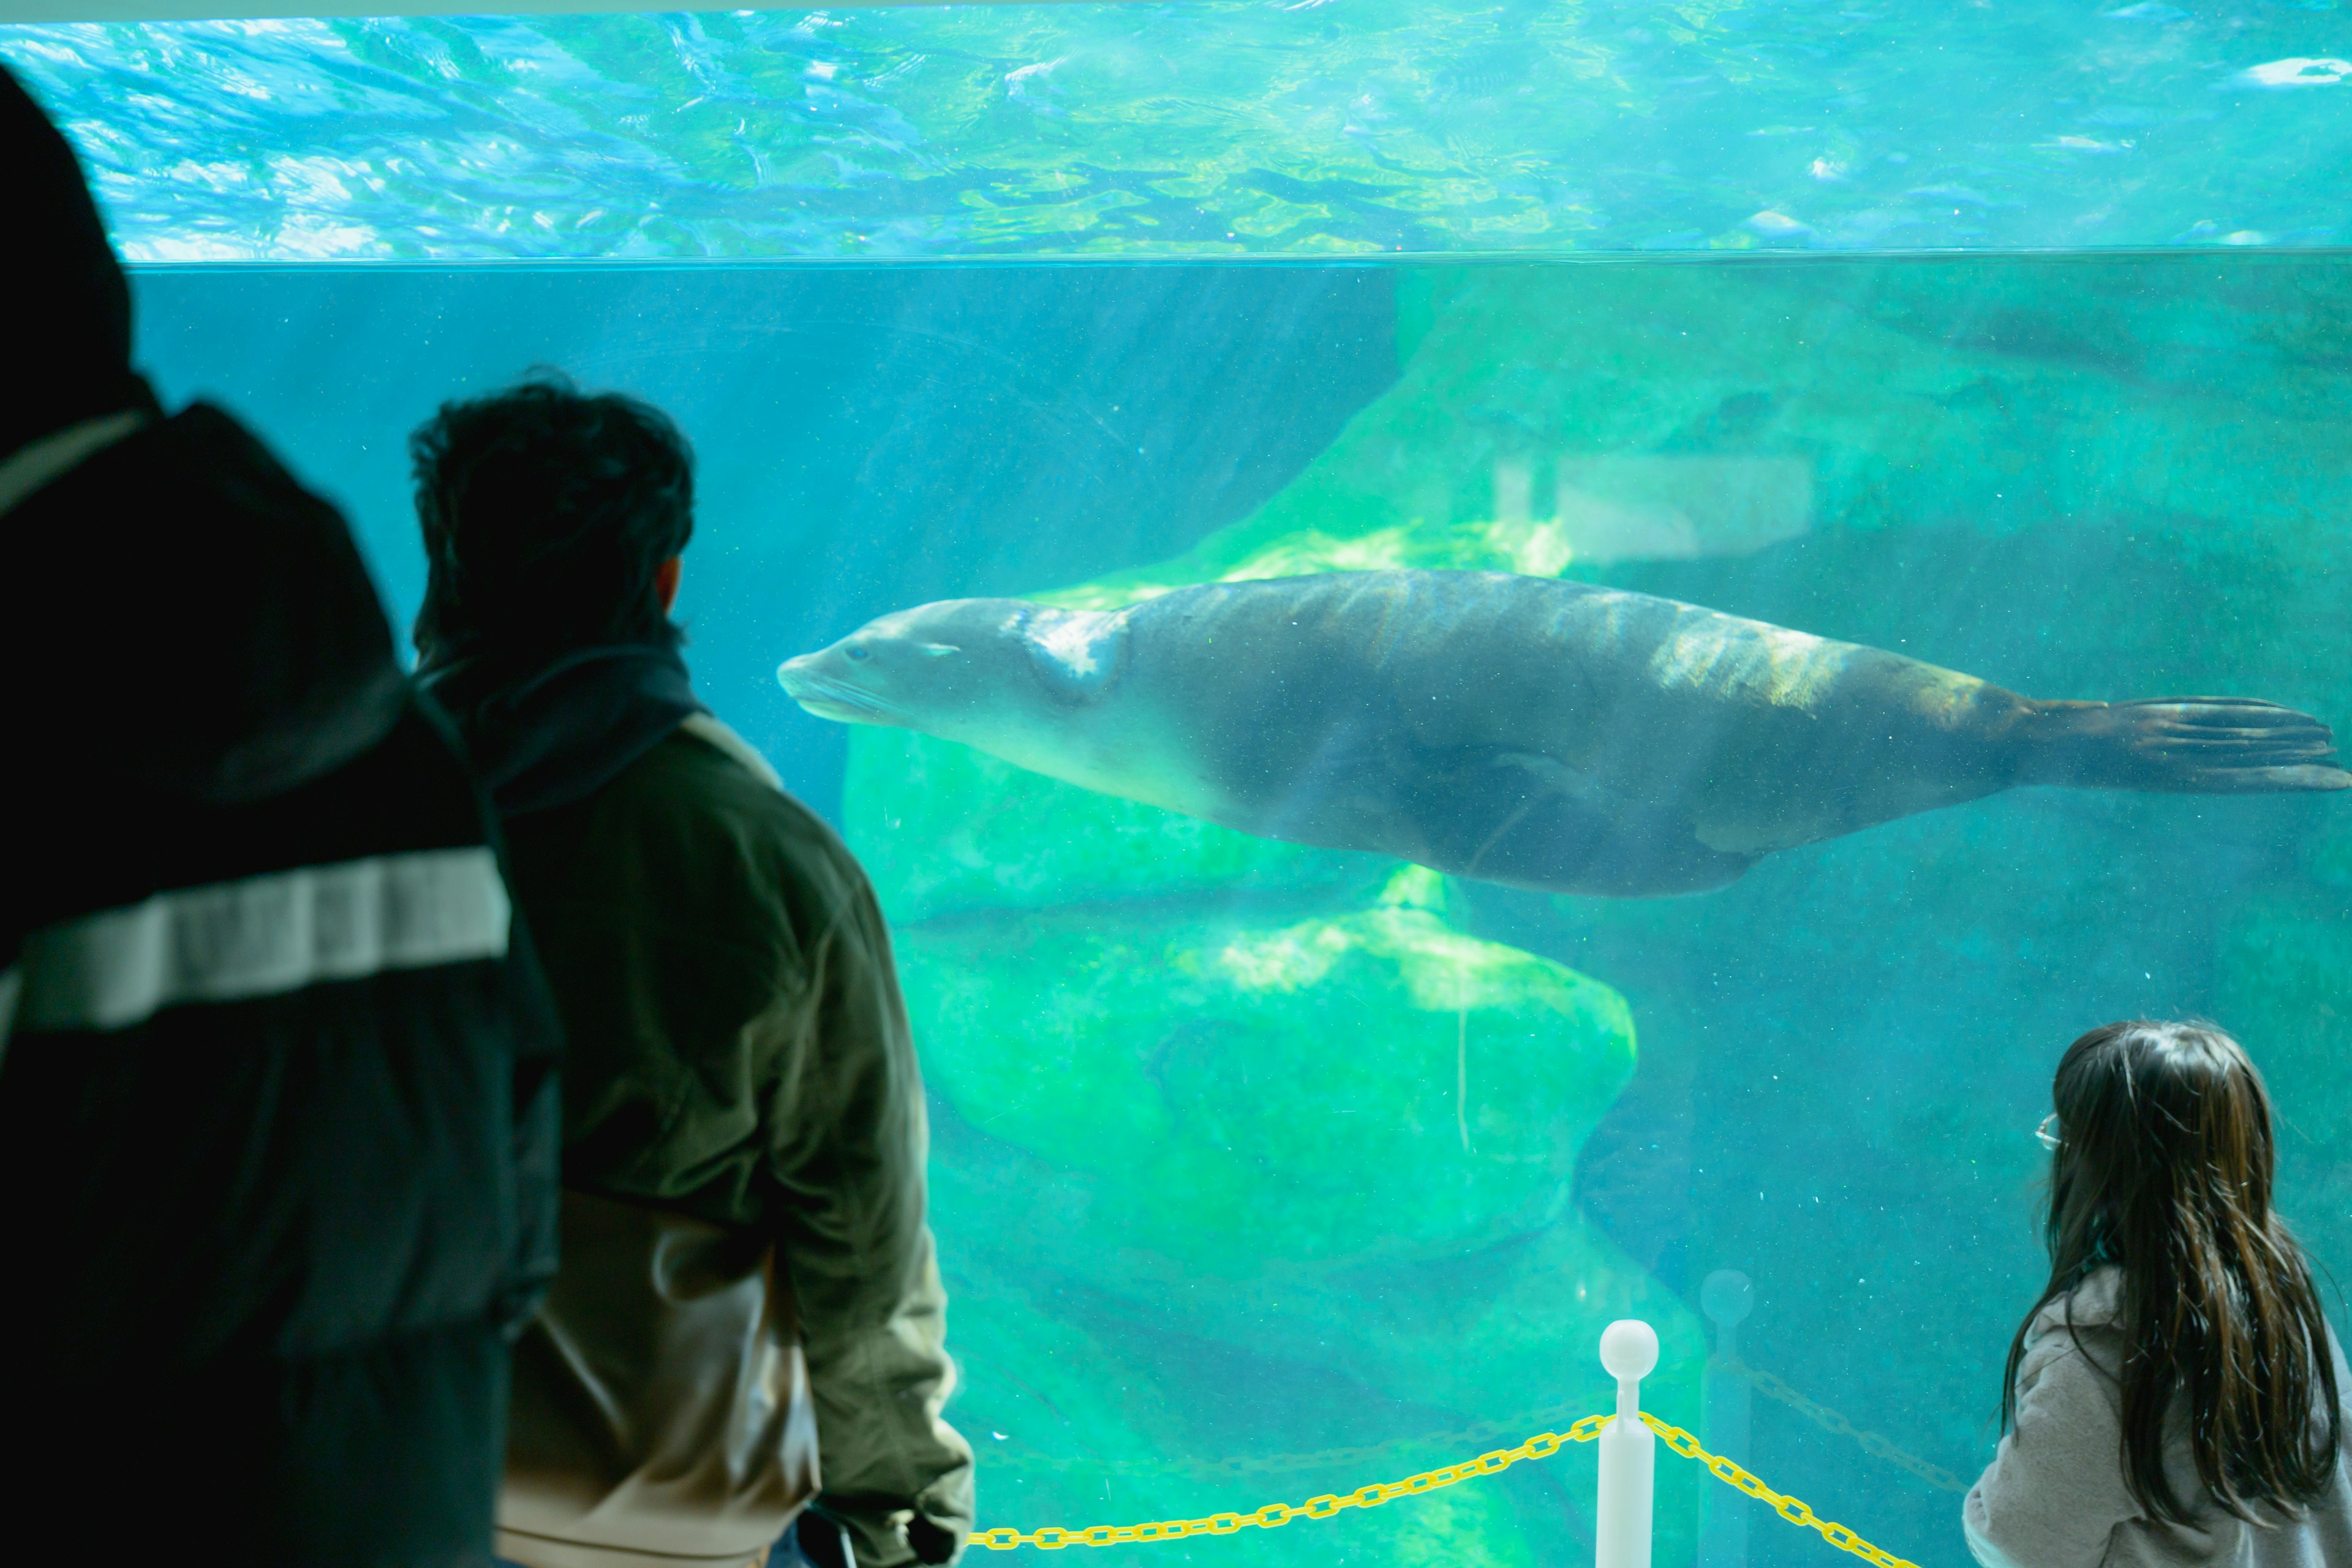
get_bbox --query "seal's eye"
[846,647,870,661]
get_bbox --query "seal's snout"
[776,648,846,707]
[778,641,903,726]
[777,599,1009,734]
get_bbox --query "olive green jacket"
[496,713,972,1568]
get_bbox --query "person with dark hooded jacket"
[405,378,972,1568]
[0,69,563,1565]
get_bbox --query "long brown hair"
[2005,1020,2339,1523]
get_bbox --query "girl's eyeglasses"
[2036,1113,2062,1152]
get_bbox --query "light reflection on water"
[4,2,2351,262]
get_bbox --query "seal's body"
[780,571,2347,897]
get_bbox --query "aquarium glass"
[11,10,2352,1568]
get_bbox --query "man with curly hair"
[410,376,972,1568]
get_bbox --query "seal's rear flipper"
[2023,696,2352,794]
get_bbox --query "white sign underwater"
[1487,456,1814,573]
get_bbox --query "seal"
[778,571,2348,897]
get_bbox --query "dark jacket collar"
[423,640,707,820]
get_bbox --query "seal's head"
[780,597,1132,762]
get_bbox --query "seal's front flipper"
[1406,750,1752,897]
[2021,696,2352,794]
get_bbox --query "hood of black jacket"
[1,66,149,461]
[6,403,409,805]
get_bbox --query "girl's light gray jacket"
[1966,1268,2352,1568]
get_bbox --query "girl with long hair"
[1966,1020,2352,1566]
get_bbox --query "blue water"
[127,262,1398,810]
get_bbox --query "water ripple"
[3,2,2348,261]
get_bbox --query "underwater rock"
[1028,263,2352,611]
[785,571,2346,897]
[907,873,1703,1566]
[900,869,1635,1272]
[937,1210,1706,1568]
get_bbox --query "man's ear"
[654,556,683,614]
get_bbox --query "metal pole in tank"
[1697,1271,1754,1568]
[1595,1319,1658,1568]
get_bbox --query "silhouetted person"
[0,67,560,1564]
[409,377,972,1568]
[1969,1020,2352,1567]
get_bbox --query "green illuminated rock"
[1039,262,2352,613]
[904,868,1634,1274]
[845,723,1388,925]
[900,870,1703,1568]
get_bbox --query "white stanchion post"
[1596,1319,1659,1568]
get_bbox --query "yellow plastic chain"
[988,1361,1961,1497]
[974,1411,1919,1568]
[972,1416,1605,1552]
[1643,1412,1922,1568]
